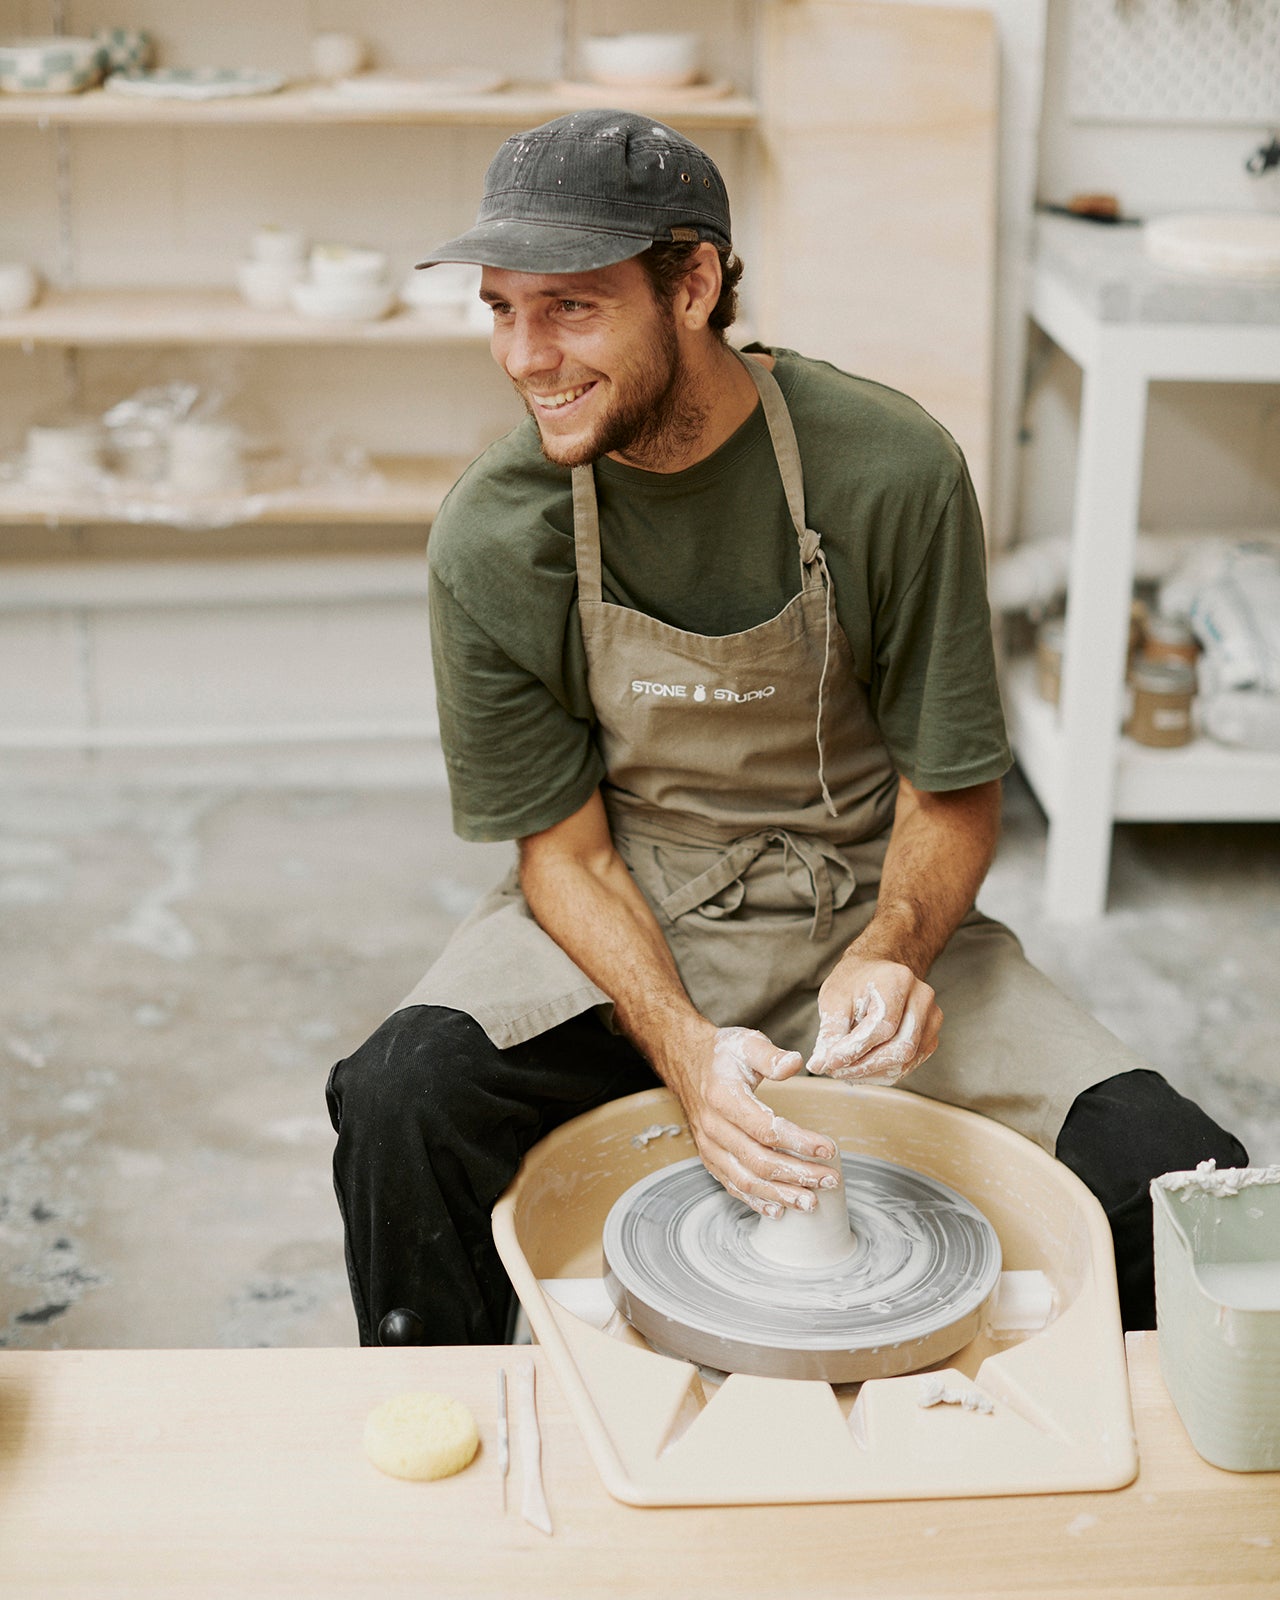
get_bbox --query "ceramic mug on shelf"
[25,421,103,489]
[0,262,41,315]
[93,27,156,74]
[237,257,304,310]
[167,419,245,496]
[311,32,367,81]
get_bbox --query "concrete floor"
[1,764,1277,1350]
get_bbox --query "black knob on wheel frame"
[378,1307,426,1345]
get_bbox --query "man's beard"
[521,310,710,471]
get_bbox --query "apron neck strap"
[735,353,810,549]
[571,463,603,603]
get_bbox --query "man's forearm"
[519,791,834,1212]
[849,777,1001,977]
[517,798,711,1080]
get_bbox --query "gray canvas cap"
[416,109,732,273]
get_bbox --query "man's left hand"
[804,954,941,1085]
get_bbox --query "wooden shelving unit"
[0,454,468,528]
[0,289,489,348]
[0,81,757,129]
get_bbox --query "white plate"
[104,67,287,100]
[327,69,507,102]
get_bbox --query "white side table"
[1008,213,1280,920]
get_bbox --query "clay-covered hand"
[805,955,942,1085]
[666,1025,840,1218]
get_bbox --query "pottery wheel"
[602,1154,1001,1382]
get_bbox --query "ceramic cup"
[0,262,40,315]
[312,32,367,81]
[250,226,308,266]
[93,27,156,74]
[25,421,103,489]
[237,257,304,310]
[167,420,245,495]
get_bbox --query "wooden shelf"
[1004,656,1280,823]
[0,80,757,129]
[0,453,466,528]
[0,288,494,348]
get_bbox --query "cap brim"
[416,218,653,274]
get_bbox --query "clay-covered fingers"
[806,964,941,1085]
[690,1027,838,1216]
[830,991,942,1085]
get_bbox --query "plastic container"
[1128,659,1195,747]
[1152,1165,1280,1472]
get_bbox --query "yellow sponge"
[363,1391,480,1481]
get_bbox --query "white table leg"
[1042,347,1148,921]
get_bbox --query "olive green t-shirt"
[428,347,1011,842]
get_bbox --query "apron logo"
[631,679,776,704]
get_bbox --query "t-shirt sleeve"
[429,574,605,841]
[869,462,1012,791]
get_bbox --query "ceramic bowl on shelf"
[399,262,481,312]
[290,278,395,322]
[0,36,105,94]
[579,32,700,88]
[0,262,41,315]
[93,27,155,74]
[236,257,304,311]
[309,244,388,288]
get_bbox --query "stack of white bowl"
[399,261,488,329]
[291,245,395,321]
[237,226,309,311]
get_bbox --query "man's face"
[480,258,691,469]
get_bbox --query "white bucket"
[1152,1162,1280,1472]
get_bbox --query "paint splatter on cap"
[416,109,732,274]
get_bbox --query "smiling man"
[326,111,1246,1349]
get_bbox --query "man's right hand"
[659,1022,840,1217]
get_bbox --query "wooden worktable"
[0,1333,1274,1598]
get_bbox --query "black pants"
[326,1005,1247,1345]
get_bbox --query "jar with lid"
[1142,611,1199,670]
[1127,660,1196,748]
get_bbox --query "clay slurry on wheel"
[602,1153,1001,1382]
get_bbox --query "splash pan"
[491,1080,1137,1505]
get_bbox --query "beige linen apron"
[403,356,1124,1149]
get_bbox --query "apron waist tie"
[657,829,855,942]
